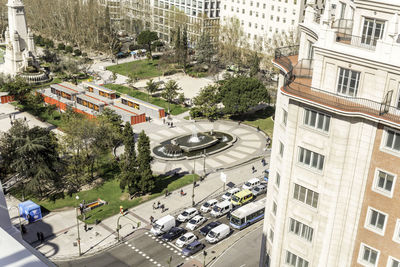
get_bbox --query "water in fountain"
[188,131,201,143]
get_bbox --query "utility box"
[18,200,42,223]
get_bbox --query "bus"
[229,199,265,230]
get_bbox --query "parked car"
[200,199,218,213]
[182,240,205,256]
[206,224,231,244]
[221,188,240,201]
[199,221,221,236]
[186,215,207,231]
[251,184,268,197]
[161,227,186,242]
[177,208,198,222]
[176,232,197,248]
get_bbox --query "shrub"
[164,69,179,76]
[74,49,82,56]
[57,43,65,50]
[65,46,73,53]
[45,39,54,48]
[189,107,203,118]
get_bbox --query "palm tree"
[145,79,159,101]
[161,80,181,114]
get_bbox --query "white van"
[242,178,260,190]
[150,215,175,236]
[206,224,230,243]
[210,200,231,218]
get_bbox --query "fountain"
[188,131,202,143]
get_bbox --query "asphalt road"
[209,225,262,267]
[56,194,266,267]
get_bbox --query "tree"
[195,31,215,65]
[119,122,140,195]
[145,79,159,100]
[0,121,60,198]
[247,51,262,77]
[182,26,188,72]
[137,30,159,59]
[162,80,181,113]
[3,77,32,105]
[220,76,270,115]
[137,130,154,193]
[127,74,138,87]
[192,85,221,121]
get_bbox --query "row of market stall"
[39,81,165,124]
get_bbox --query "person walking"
[150,216,154,225]
[165,189,169,197]
[157,201,161,209]
[252,166,256,173]
[180,189,184,196]
[153,202,156,210]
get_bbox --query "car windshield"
[231,195,240,202]
[154,223,162,230]
[203,202,210,207]
[189,218,197,224]
[208,231,216,238]
[224,192,231,197]
[187,244,195,250]
[254,187,260,192]
[245,182,251,187]
[179,236,186,241]
[181,211,188,216]
[231,216,242,225]
[213,206,221,212]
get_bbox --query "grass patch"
[106,59,172,79]
[104,84,189,116]
[230,107,275,137]
[12,173,199,224]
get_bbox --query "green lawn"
[104,84,189,116]
[230,107,275,137]
[106,59,167,79]
[16,173,199,224]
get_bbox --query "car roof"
[183,232,194,237]
[247,178,260,183]
[185,207,197,213]
[188,240,201,246]
[191,215,202,220]
[234,189,253,198]
[228,188,240,193]
[206,199,218,203]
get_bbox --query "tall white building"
[261,0,400,266]
[220,0,325,50]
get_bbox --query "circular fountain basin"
[153,131,236,160]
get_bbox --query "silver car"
[251,184,267,197]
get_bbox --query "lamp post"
[202,149,206,177]
[116,214,140,242]
[75,195,82,256]
[8,206,23,234]
[192,158,196,206]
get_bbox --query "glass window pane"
[377,214,385,229]
[363,247,370,261]
[386,131,394,148]
[286,251,291,264]
[385,175,393,191]
[312,192,318,208]
[309,228,313,241]
[295,221,300,234]
[324,116,330,131]
[312,153,318,168]
[370,210,377,225]
[294,184,299,199]
[318,156,324,170]
[304,109,310,125]
[291,254,297,265]
[370,250,377,264]
[317,114,324,129]
[310,111,317,126]
[299,148,304,163]
[305,150,311,165]
[306,190,313,205]
[299,186,306,202]
[394,134,400,151]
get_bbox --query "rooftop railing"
[273,49,400,125]
[335,32,378,51]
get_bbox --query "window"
[269,228,274,243]
[263,3,265,8]
[397,87,400,109]
[250,10,252,15]
[293,184,319,208]
[337,67,360,97]
[358,244,379,266]
[393,219,400,244]
[373,169,395,197]
[276,172,280,188]
[256,2,259,7]
[285,251,309,267]
[365,207,387,234]
[362,18,385,47]
[242,8,244,13]
[385,129,400,152]
[289,218,314,242]
[388,256,400,267]
[248,22,252,27]
[303,108,330,132]
[298,147,324,171]
[282,109,288,126]
[339,2,346,19]
[262,13,265,18]
[272,201,277,215]
[279,142,284,157]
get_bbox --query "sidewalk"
[6,157,269,261]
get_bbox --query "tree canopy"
[220,76,270,115]
[162,80,181,113]
[137,30,159,58]
[192,85,221,121]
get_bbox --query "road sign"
[220,172,227,183]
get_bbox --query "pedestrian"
[163,118,165,124]
[150,216,154,225]
[24,116,26,121]
[180,189,184,196]
[36,232,40,242]
[157,201,161,209]
[153,202,156,210]
[9,114,11,121]
[171,122,173,128]
[13,114,15,120]
[257,126,260,132]
[21,224,26,234]
[252,166,256,173]
[165,189,169,197]
[79,203,83,214]
[84,224,88,232]
[161,204,165,213]
[261,158,266,166]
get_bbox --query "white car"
[175,232,197,248]
[186,215,207,231]
[177,208,199,222]
[200,199,218,213]
[221,188,240,201]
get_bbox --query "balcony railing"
[335,33,378,50]
[331,19,353,35]
[273,49,400,125]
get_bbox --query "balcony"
[335,33,378,51]
[273,46,400,126]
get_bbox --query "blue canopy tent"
[18,200,42,223]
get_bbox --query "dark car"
[161,227,187,242]
[199,221,221,236]
[182,240,205,256]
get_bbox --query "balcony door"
[361,18,385,47]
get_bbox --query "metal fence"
[335,32,378,50]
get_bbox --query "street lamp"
[8,206,23,234]
[75,195,82,256]
[116,214,140,242]
[202,149,206,178]
[192,158,196,206]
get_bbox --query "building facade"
[261,0,400,266]
[220,0,326,50]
